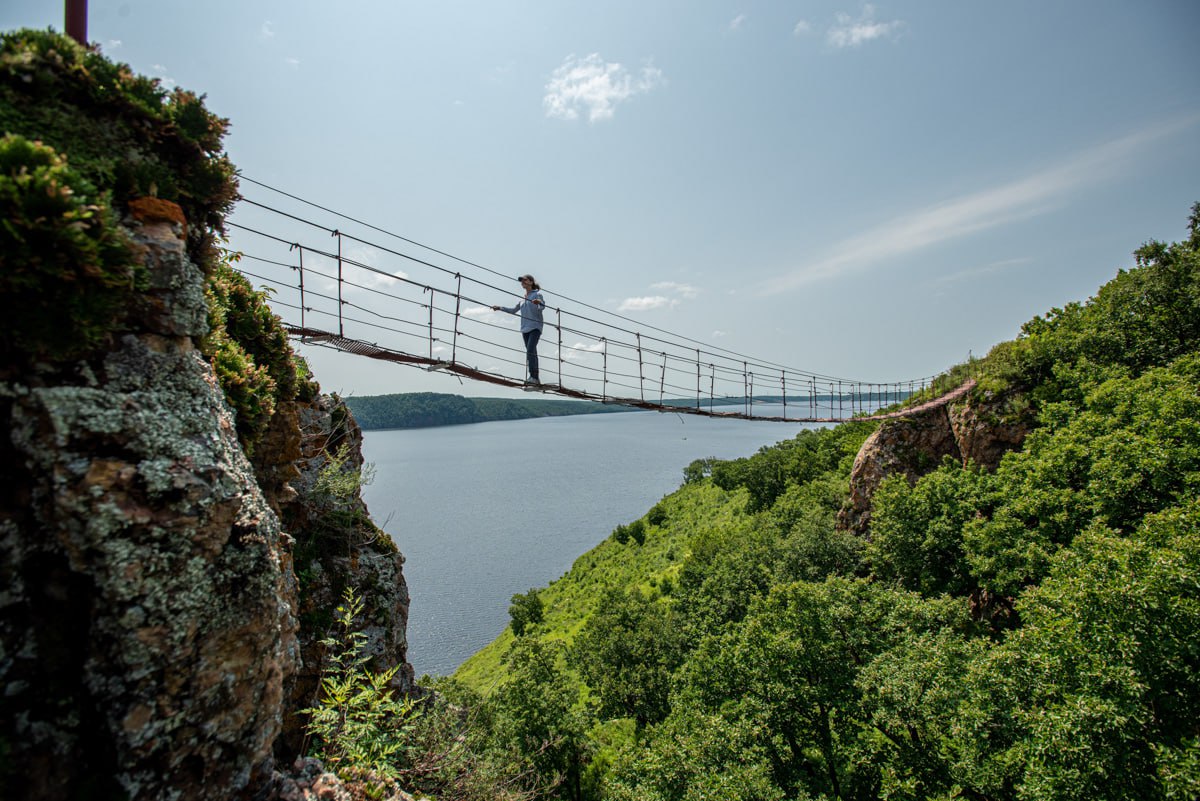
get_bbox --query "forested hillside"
[426,206,1200,801]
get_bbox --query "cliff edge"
[0,30,411,800]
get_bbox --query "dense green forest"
[343,392,630,430]
[312,207,1200,801]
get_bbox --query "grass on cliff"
[453,479,756,691]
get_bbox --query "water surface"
[361,406,816,676]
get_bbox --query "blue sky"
[4,1,1198,398]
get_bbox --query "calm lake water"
[360,406,819,677]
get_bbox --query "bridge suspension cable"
[225,176,962,423]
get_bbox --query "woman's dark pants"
[522,328,541,381]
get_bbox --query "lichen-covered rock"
[0,217,299,801]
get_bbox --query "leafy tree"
[604,709,783,801]
[771,475,864,582]
[671,524,777,644]
[866,461,987,596]
[492,638,589,801]
[964,354,1200,595]
[675,578,964,800]
[949,500,1200,801]
[571,588,683,729]
[509,587,545,636]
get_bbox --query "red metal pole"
[66,0,88,45]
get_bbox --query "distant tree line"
[343,392,627,430]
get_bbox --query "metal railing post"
[451,273,462,366]
[333,229,344,337]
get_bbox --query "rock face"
[1,34,414,798]
[839,385,1034,535]
[275,393,413,760]
[0,202,413,799]
[0,213,299,799]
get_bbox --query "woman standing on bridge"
[493,274,545,387]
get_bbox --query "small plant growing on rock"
[303,587,418,789]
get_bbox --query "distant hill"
[342,392,632,430]
[344,390,918,431]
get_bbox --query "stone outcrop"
[839,384,1034,535]
[0,202,413,799]
[0,210,299,800]
[1,34,413,799]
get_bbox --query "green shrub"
[303,588,418,789]
[0,28,237,244]
[509,588,545,637]
[203,259,304,452]
[0,134,141,361]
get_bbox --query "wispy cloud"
[934,258,1032,286]
[793,20,813,36]
[488,60,517,84]
[827,5,904,48]
[562,340,607,361]
[285,57,300,69]
[544,53,664,123]
[651,281,699,299]
[150,64,177,91]
[260,20,276,40]
[619,295,676,312]
[729,14,747,32]
[760,117,1197,293]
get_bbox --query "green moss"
[202,259,305,453]
[0,134,142,361]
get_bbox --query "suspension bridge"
[226,177,974,424]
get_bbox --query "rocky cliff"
[839,382,1034,535]
[0,30,412,800]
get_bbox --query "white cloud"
[150,64,176,91]
[106,39,123,50]
[562,340,607,361]
[544,53,664,123]
[651,281,699,299]
[619,295,676,312]
[286,57,300,69]
[827,5,903,48]
[261,21,275,40]
[934,258,1032,286]
[712,330,727,338]
[488,61,516,84]
[793,20,813,36]
[760,117,1198,293]
[729,14,747,31]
